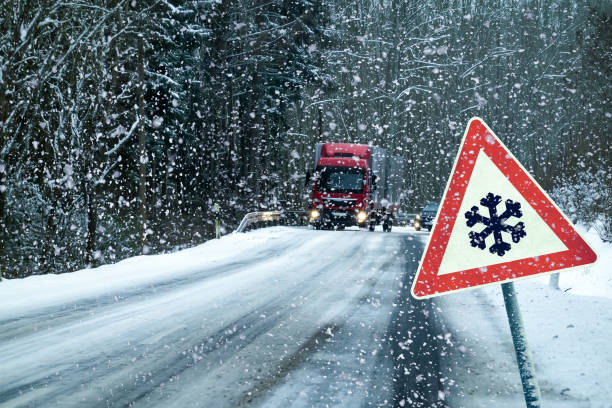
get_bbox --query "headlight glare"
[310,209,320,220]
[357,211,367,223]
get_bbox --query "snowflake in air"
[465,193,526,256]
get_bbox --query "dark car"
[395,212,411,226]
[418,202,439,231]
[396,212,418,227]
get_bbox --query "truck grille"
[322,197,357,209]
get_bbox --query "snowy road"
[0,227,447,407]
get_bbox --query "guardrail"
[234,210,308,233]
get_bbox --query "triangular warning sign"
[411,117,598,299]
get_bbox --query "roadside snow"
[0,227,303,320]
[554,226,612,299]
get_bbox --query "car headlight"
[357,211,367,223]
[310,209,320,220]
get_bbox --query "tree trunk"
[0,167,6,280]
[137,35,148,253]
[44,204,57,274]
[227,75,235,173]
[227,75,237,222]
[85,184,97,266]
[317,107,323,142]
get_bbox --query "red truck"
[307,143,402,230]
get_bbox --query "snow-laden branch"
[145,70,180,87]
[0,98,32,158]
[326,50,371,60]
[57,2,113,13]
[227,19,297,41]
[459,105,479,114]
[40,1,131,84]
[96,158,120,186]
[105,119,139,156]
[411,59,458,68]
[304,98,341,110]
[103,1,162,50]
[395,86,433,100]
[458,81,492,94]
[461,49,516,78]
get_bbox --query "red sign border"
[411,117,598,299]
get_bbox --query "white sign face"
[437,150,568,275]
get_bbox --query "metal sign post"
[501,282,542,408]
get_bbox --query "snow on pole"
[501,282,542,408]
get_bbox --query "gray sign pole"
[501,282,542,408]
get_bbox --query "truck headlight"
[357,211,367,223]
[310,209,320,220]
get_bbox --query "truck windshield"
[317,167,365,194]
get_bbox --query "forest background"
[1,0,609,278]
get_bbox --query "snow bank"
[0,227,299,320]
[555,225,612,299]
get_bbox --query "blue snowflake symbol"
[464,193,526,257]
